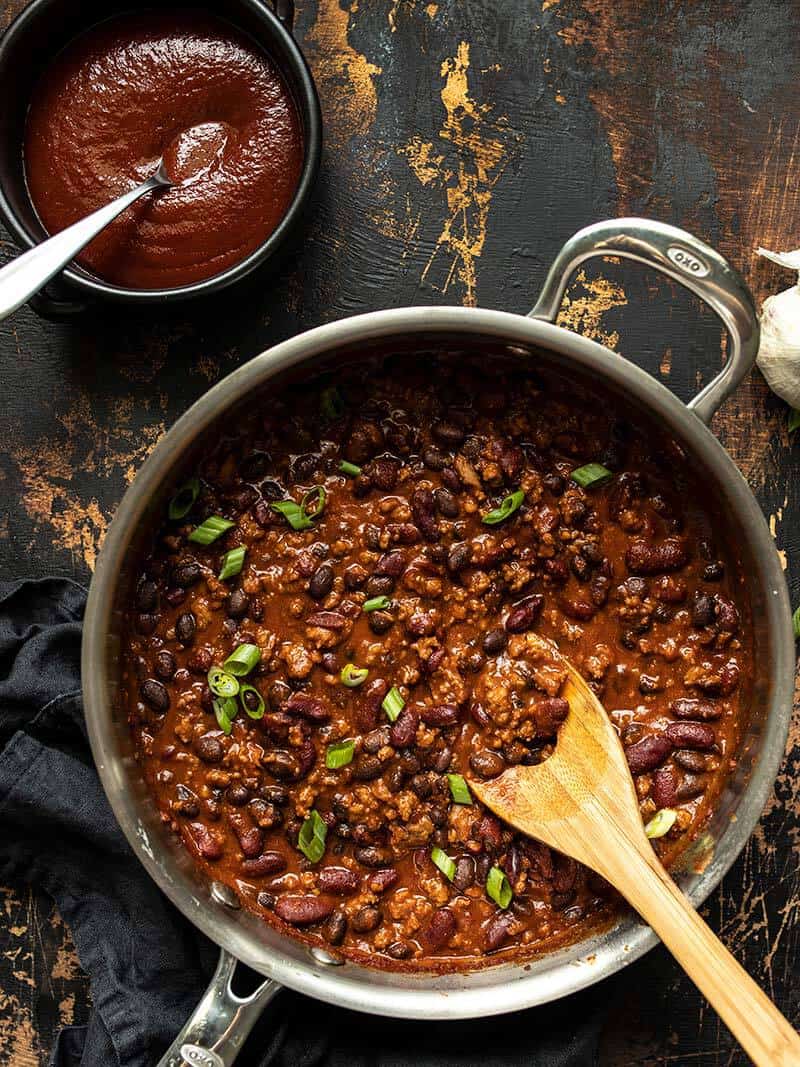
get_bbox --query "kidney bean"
[275,895,333,926]
[624,734,672,774]
[351,905,382,933]
[447,542,472,574]
[369,611,395,636]
[187,648,213,675]
[673,749,707,773]
[366,575,394,598]
[423,907,457,949]
[369,868,399,893]
[195,734,224,763]
[389,707,419,748]
[670,697,722,721]
[453,855,475,891]
[308,563,334,601]
[187,822,223,860]
[164,587,187,608]
[475,812,503,851]
[175,612,196,645]
[482,628,507,656]
[296,740,317,780]
[375,550,406,578]
[343,564,367,590]
[355,678,388,732]
[354,845,393,868]
[154,650,177,680]
[505,844,522,888]
[406,612,436,637]
[306,611,346,630]
[363,726,391,753]
[626,538,688,575]
[534,697,569,737]
[172,561,202,588]
[505,594,544,633]
[419,703,460,728]
[714,594,740,632]
[651,766,678,808]
[676,773,708,800]
[285,692,330,722]
[435,488,460,518]
[235,824,264,859]
[560,597,595,622]
[318,866,360,895]
[386,522,421,544]
[665,721,715,750]
[140,679,170,713]
[469,749,505,778]
[411,487,440,542]
[321,909,347,946]
[370,456,400,490]
[484,913,513,952]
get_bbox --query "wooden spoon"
[470,660,800,1066]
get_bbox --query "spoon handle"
[601,831,800,1066]
[0,172,167,320]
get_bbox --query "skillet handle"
[528,217,760,425]
[157,949,281,1067]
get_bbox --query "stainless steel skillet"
[82,218,795,1066]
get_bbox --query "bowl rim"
[83,306,795,1018]
[0,0,322,302]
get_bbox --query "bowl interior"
[84,312,793,1018]
[0,0,320,299]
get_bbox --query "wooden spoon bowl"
[470,659,800,1066]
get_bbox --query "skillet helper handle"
[596,830,800,1067]
[158,949,280,1067]
[529,217,760,425]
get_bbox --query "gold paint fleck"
[554,90,566,105]
[542,0,561,8]
[660,347,672,377]
[59,994,75,1026]
[193,354,221,382]
[556,270,627,350]
[400,42,522,306]
[425,3,438,17]
[304,0,382,145]
[768,498,788,571]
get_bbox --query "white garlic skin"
[756,248,800,409]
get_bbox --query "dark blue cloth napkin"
[0,578,607,1066]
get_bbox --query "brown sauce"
[122,351,751,970]
[24,12,304,289]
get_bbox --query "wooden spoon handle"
[601,836,800,1066]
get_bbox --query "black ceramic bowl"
[0,0,321,312]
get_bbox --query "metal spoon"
[0,159,172,320]
[471,653,800,1067]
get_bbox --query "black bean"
[140,679,170,713]
[703,561,725,581]
[226,588,250,618]
[369,610,394,634]
[386,941,413,960]
[432,421,465,447]
[435,488,460,517]
[691,593,716,628]
[309,562,335,601]
[195,734,224,763]
[673,749,707,773]
[136,613,158,635]
[447,542,472,574]
[363,727,391,753]
[226,783,250,806]
[351,905,382,933]
[260,784,289,806]
[423,446,446,470]
[322,909,348,945]
[172,561,202,588]
[482,628,507,656]
[154,650,177,680]
[354,846,392,868]
[344,564,368,589]
[366,575,394,597]
[175,612,196,645]
[453,855,475,891]
[352,755,384,781]
[268,681,292,711]
[136,579,159,613]
[469,749,505,778]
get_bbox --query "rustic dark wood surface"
[0,1,798,1063]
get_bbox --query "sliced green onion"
[339,460,362,476]
[271,500,313,531]
[239,684,265,719]
[207,666,240,698]
[189,515,235,545]
[321,385,345,420]
[363,595,391,612]
[645,808,678,839]
[486,865,512,908]
[340,663,369,688]
[302,485,326,519]
[482,489,525,525]
[431,846,456,882]
[570,463,613,489]
[213,696,238,735]
[169,477,200,520]
[789,408,800,434]
[297,809,327,863]
[382,685,405,722]
[794,605,800,639]
[325,739,355,769]
[447,773,473,805]
[223,643,261,676]
[218,546,246,581]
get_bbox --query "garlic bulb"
[756,247,800,409]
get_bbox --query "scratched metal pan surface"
[82,220,794,1057]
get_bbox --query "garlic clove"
[756,249,800,409]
